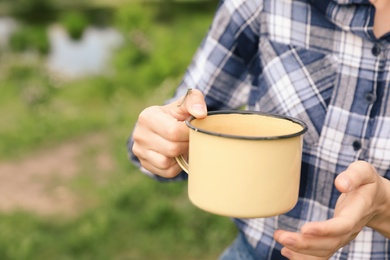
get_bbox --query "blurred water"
[0,17,17,47]
[0,18,123,78]
[47,25,123,78]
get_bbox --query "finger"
[151,113,190,142]
[274,230,342,258]
[139,151,183,178]
[133,130,189,161]
[299,199,369,239]
[335,161,377,193]
[132,126,189,177]
[275,230,338,252]
[133,140,184,178]
[164,89,208,120]
[300,217,353,237]
[138,106,190,142]
[281,247,329,260]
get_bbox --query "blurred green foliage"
[1,1,216,158]
[0,0,237,259]
[9,25,50,54]
[59,10,89,40]
[3,0,57,23]
[0,174,236,259]
[4,0,112,54]
[112,2,217,96]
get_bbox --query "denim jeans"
[219,232,259,260]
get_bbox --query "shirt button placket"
[357,43,385,157]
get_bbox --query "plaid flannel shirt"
[128,0,390,258]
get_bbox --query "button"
[365,93,376,103]
[372,44,381,56]
[352,140,362,151]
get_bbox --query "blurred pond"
[0,17,123,78]
[0,17,17,47]
[47,25,123,78]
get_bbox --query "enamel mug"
[176,110,308,218]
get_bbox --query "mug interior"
[187,110,307,140]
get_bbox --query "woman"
[129,0,390,258]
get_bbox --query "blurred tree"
[59,10,89,40]
[4,0,56,24]
[9,25,50,54]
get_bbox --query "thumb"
[335,161,377,193]
[165,89,208,121]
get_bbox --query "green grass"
[0,171,236,259]
[0,2,238,259]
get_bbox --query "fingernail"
[191,104,206,116]
[339,175,352,192]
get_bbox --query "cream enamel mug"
[176,110,308,218]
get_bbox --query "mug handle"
[175,155,189,174]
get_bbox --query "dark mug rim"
[185,110,308,140]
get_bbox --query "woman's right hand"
[132,89,208,178]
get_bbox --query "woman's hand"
[274,161,390,259]
[132,89,207,178]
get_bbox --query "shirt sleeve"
[128,0,263,181]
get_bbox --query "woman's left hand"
[274,161,390,259]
